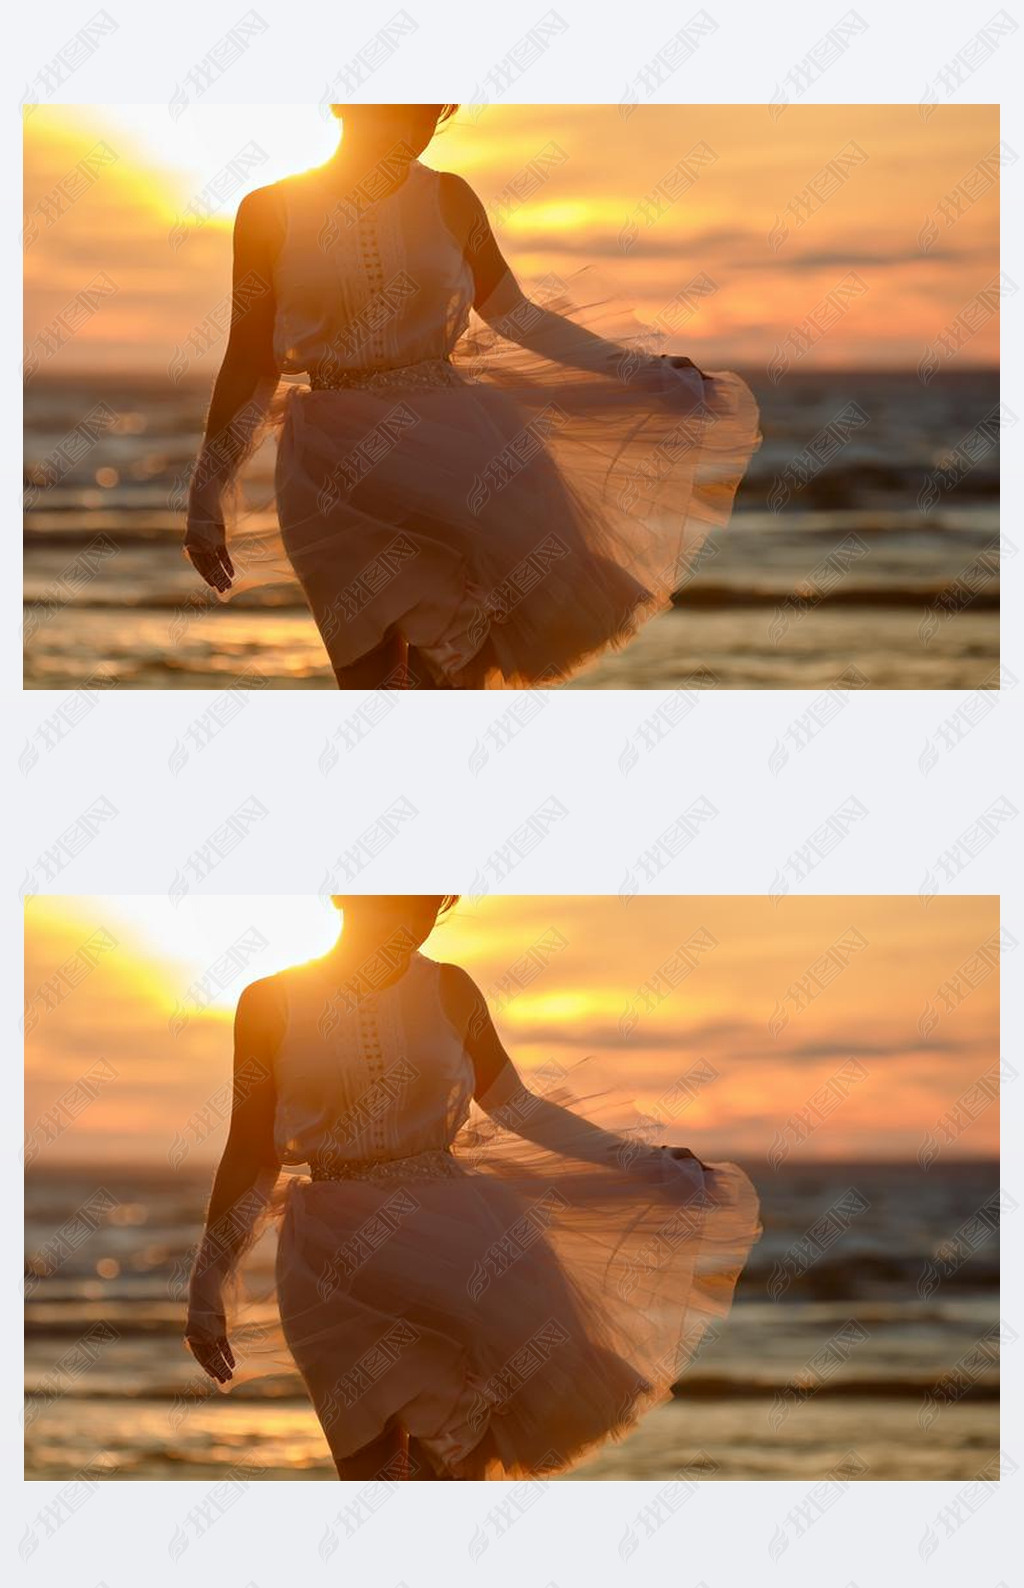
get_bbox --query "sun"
[88,104,340,216]
[89,894,340,1009]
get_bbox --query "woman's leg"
[332,1423,408,1480]
[407,1436,453,1479]
[406,646,454,690]
[332,632,407,689]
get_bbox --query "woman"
[185,896,761,1480]
[185,105,760,688]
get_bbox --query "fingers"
[186,1334,235,1383]
[203,1344,233,1383]
[657,1145,713,1174]
[667,1146,713,1171]
[185,542,234,593]
[665,356,709,380]
[188,553,230,593]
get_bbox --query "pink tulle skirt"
[254,296,760,688]
[272,1107,760,1479]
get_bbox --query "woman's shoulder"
[236,972,288,1015]
[432,169,483,205]
[432,960,485,1026]
[432,169,486,241]
[233,180,291,242]
[232,975,289,1057]
[429,956,475,986]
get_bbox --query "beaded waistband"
[307,357,460,393]
[308,1147,459,1183]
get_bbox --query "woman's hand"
[662,1145,712,1171]
[185,1320,235,1384]
[185,520,234,593]
[661,354,708,381]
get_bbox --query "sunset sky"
[23,103,1000,372]
[24,895,999,1165]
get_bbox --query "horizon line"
[25,364,1002,381]
[25,1153,1001,1174]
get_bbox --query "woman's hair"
[330,894,460,917]
[329,103,459,126]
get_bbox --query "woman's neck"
[320,146,417,198]
[320,935,418,993]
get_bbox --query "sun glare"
[92,894,340,1007]
[505,991,611,1024]
[94,104,339,209]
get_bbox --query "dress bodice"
[271,159,475,376]
[271,951,475,1165]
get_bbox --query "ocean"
[24,1158,999,1481]
[24,369,999,691]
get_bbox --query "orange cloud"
[24,895,999,1165]
[24,104,1000,372]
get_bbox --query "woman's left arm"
[438,172,706,380]
[440,963,699,1169]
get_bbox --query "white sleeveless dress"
[228,159,761,686]
[268,952,760,1479]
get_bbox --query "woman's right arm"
[185,976,283,1383]
[184,184,283,593]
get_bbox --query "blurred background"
[24,103,1000,689]
[25,894,1001,1479]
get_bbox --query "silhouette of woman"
[185,106,760,688]
[185,896,760,1479]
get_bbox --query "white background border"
[6,1,1020,1583]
